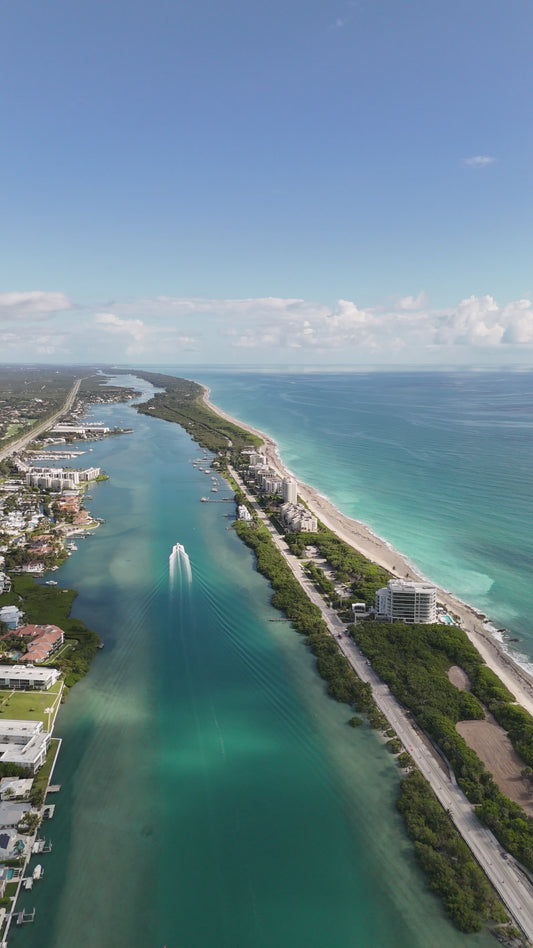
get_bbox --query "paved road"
[231,469,533,943]
[0,378,82,464]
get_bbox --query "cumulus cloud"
[463,155,496,168]
[98,293,533,356]
[397,291,428,311]
[7,290,532,361]
[0,291,72,321]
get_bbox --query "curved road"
[231,468,533,944]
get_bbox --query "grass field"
[0,681,62,726]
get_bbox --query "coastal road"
[0,377,83,464]
[231,469,533,943]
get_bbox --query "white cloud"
[463,155,496,168]
[2,289,533,362]
[96,293,533,355]
[93,311,198,355]
[0,291,72,322]
[397,291,428,311]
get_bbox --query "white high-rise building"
[282,478,297,505]
[375,580,437,624]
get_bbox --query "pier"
[200,497,233,503]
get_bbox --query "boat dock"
[32,838,52,854]
[200,497,233,503]
[15,908,35,925]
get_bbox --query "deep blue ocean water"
[194,369,533,668]
[11,371,503,948]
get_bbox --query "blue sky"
[1,0,532,365]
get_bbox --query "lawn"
[0,680,62,726]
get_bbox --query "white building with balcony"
[375,580,437,624]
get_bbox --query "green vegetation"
[0,365,82,450]
[233,521,327,637]
[30,738,60,807]
[0,576,100,688]
[0,681,61,725]
[398,752,413,768]
[120,371,515,934]
[233,520,384,724]
[386,738,403,754]
[18,811,40,835]
[127,370,262,463]
[351,618,533,868]
[286,529,391,603]
[398,770,508,932]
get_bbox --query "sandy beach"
[203,386,533,717]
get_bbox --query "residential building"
[0,720,51,773]
[375,580,437,624]
[0,665,60,691]
[14,624,64,663]
[280,502,318,533]
[237,505,253,522]
[282,478,298,505]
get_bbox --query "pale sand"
[202,386,533,718]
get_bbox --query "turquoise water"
[11,374,496,948]
[195,369,533,665]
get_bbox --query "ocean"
[195,369,533,667]
[11,370,509,948]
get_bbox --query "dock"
[15,908,35,925]
[199,497,233,503]
[47,784,61,793]
[32,838,52,854]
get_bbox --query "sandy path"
[202,387,533,718]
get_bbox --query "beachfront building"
[0,665,60,691]
[282,478,297,505]
[0,720,51,773]
[261,475,283,494]
[375,580,437,624]
[246,450,264,467]
[281,502,318,533]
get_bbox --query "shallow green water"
[12,377,496,948]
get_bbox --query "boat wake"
[169,542,192,588]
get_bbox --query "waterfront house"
[15,624,64,663]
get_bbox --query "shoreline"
[201,385,533,716]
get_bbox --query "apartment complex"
[280,502,318,533]
[375,579,437,624]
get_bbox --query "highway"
[231,468,533,943]
[0,378,82,464]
